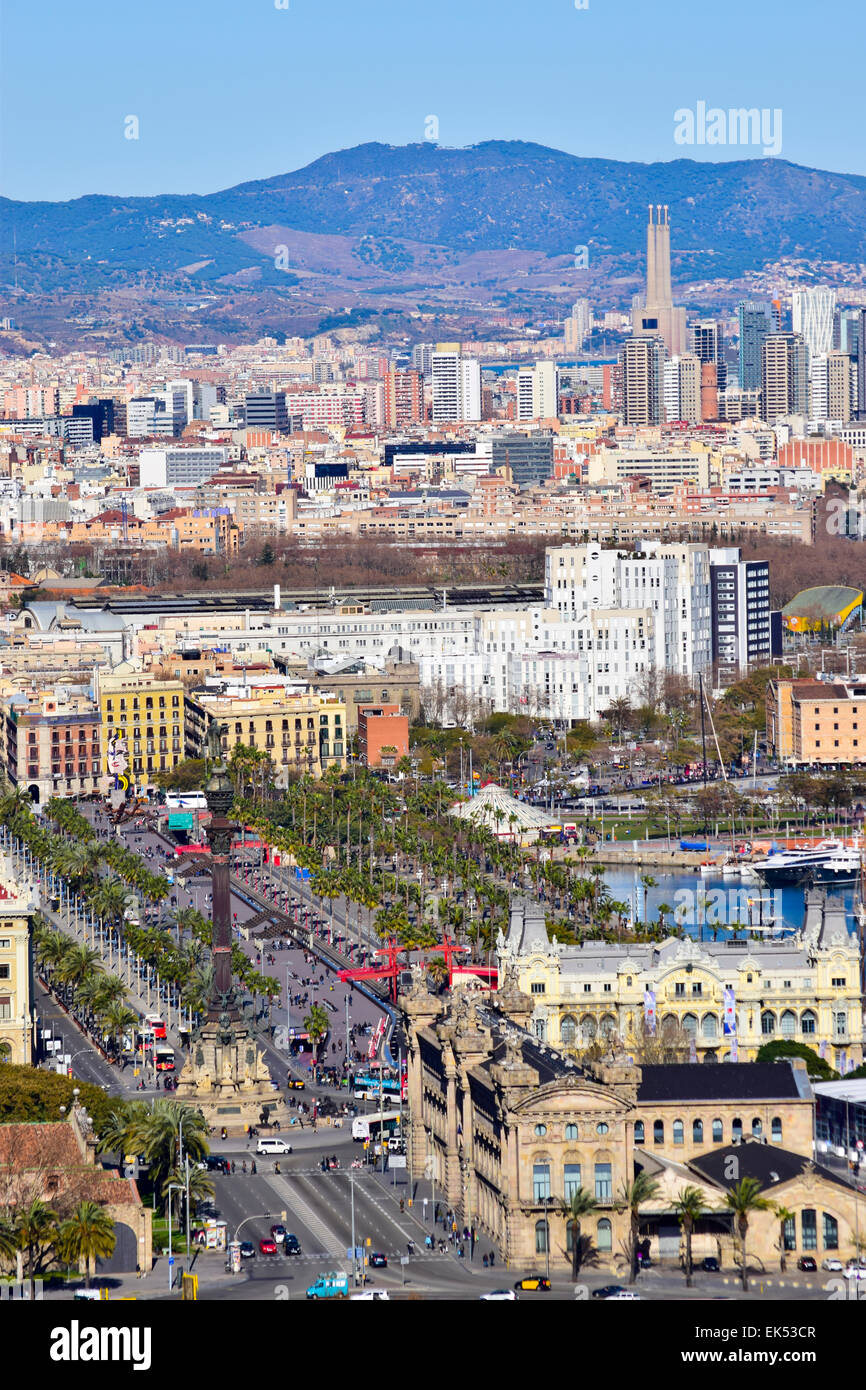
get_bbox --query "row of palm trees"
[564,1172,776,1291]
[34,922,139,1057]
[0,1198,116,1294]
[96,1097,213,1221]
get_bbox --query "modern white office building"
[792,287,836,363]
[431,351,482,422]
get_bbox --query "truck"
[306,1270,349,1300]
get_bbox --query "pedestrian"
[251,1161,257,1175]
[483,1253,489,1269]
[489,1250,494,1268]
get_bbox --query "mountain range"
[2,141,865,350]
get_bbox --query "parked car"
[844,1263,866,1280]
[259,1238,278,1255]
[350,1289,390,1300]
[701,1257,720,1272]
[480,1289,518,1301]
[796,1256,817,1272]
[592,1285,627,1299]
[606,1290,642,1300]
[822,1257,844,1271]
[513,1274,551,1292]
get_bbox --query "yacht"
[751,839,861,887]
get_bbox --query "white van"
[256,1137,293,1155]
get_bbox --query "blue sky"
[2,0,863,201]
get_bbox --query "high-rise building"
[761,334,808,424]
[792,287,836,363]
[620,337,665,425]
[431,351,482,422]
[412,343,434,377]
[564,299,592,353]
[516,361,559,420]
[631,205,687,356]
[738,302,772,390]
[383,369,423,428]
[810,352,853,422]
[709,549,772,681]
[692,320,727,392]
[663,354,702,423]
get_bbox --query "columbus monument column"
[175,720,287,1134]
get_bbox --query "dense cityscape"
[1,0,865,1367]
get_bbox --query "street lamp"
[167,1182,185,1291]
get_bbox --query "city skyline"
[1,0,864,201]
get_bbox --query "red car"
[259,1238,278,1255]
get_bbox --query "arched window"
[801,1010,817,1034]
[534,1018,546,1042]
[801,1209,817,1250]
[701,1014,718,1039]
[752,1118,763,1139]
[600,1015,617,1039]
[771,1117,783,1143]
[561,1015,577,1047]
[596,1218,612,1252]
[693,1119,703,1145]
[564,1123,578,1141]
[682,1013,698,1038]
[780,1010,797,1037]
[580,1016,597,1044]
[673,1119,684,1146]
[535,1219,549,1254]
[822,1213,839,1249]
[761,1011,776,1036]
[712,1118,723,1143]
[732,1117,743,1142]
[783,1214,796,1251]
[634,1121,645,1144]
[653,1120,664,1144]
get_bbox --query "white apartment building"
[431,352,482,422]
[516,362,559,421]
[544,541,713,677]
[792,287,836,363]
[662,355,702,424]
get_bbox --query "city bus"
[351,1112,402,1143]
[144,1014,167,1040]
[353,1074,401,1100]
[155,1047,175,1072]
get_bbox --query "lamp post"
[167,1182,185,1290]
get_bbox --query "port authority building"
[498,895,863,1071]
[402,979,866,1273]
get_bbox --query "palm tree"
[561,1186,598,1280]
[673,1185,708,1288]
[15,1198,58,1299]
[725,1177,772,1291]
[615,1172,661,1283]
[58,1201,117,1288]
[639,874,657,924]
[304,1003,329,1082]
[125,1100,210,1214]
[773,1204,795,1273]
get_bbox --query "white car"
[606,1290,642,1300]
[844,1264,866,1280]
[256,1137,293,1155]
[480,1289,518,1301]
[350,1289,390,1300]
[822,1258,844,1272]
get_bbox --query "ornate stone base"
[175,1020,289,1135]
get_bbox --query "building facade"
[0,857,35,1066]
[499,894,863,1071]
[97,670,186,791]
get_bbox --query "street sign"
[400,1256,409,1265]
[389,1155,407,1168]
